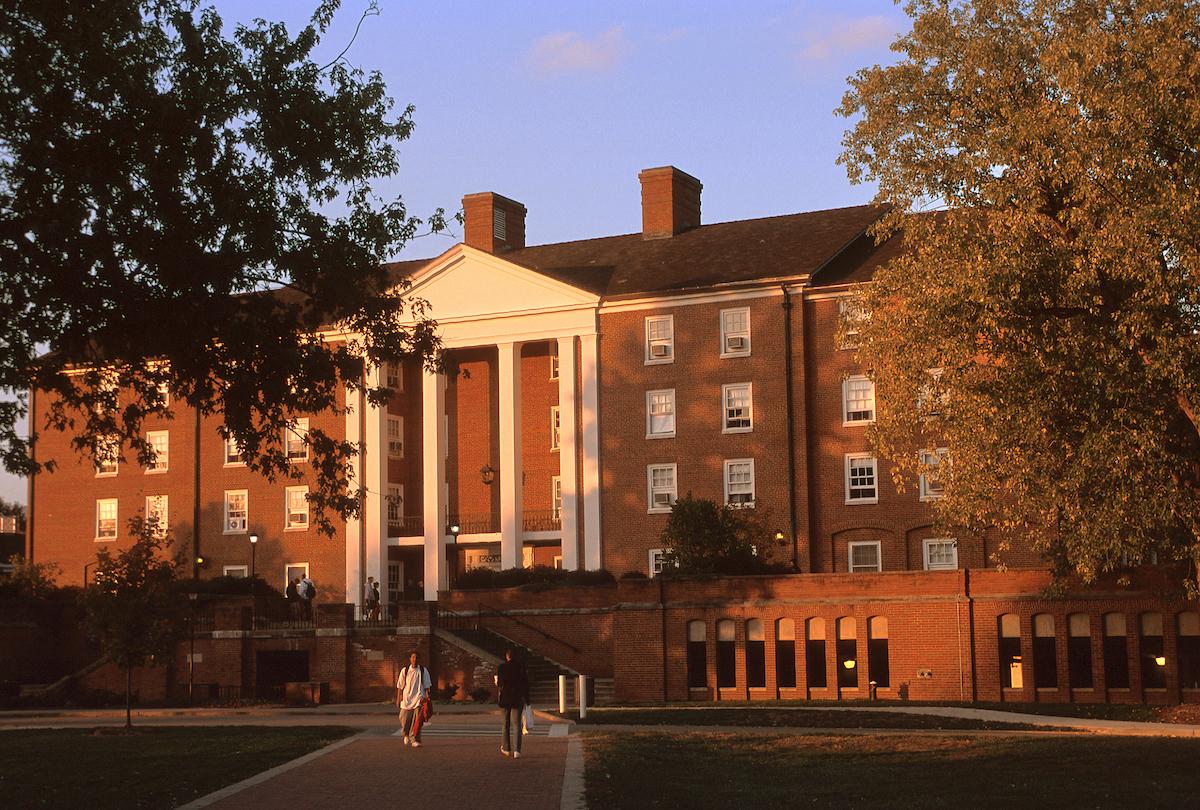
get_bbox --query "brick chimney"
[639,166,702,239]
[462,192,526,253]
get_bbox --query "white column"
[422,368,447,601]
[556,336,579,571]
[344,383,363,609]
[363,364,388,603]
[498,341,523,570]
[580,332,602,569]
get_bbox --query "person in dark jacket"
[496,647,531,758]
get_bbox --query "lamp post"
[448,524,461,590]
[249,533,258,627]
[187,592,198,705]
[83,559,97,588]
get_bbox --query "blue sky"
[0,0,907,504]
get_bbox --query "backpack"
[305,581,317,599]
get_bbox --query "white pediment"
[397,245,599,347]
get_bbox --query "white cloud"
[797,15,898,63]
[526,27,629,75]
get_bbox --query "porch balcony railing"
[522,509,562,532]
[387,515,423,537]
[447,512,498,535]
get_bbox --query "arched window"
[716,619,736,688]
[998,614,1022,689]
[1067,614,1092,689]
[1032,614,1057,689]
[1178,612,1200,690]
[1103,613,1129,689]
[687,621,707,689]
[806,618,827,689]
[867,616,889,688]
[746,619,765,688]
[1140,613,1166,689]
[776,618,797,689]
[837,617,858,689]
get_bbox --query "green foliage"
[837,0,1200,585]
[0,1,444,533]
[453,565,615,591]
[0,555,60,599]
[659,494,786,576]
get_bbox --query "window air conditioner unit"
[726,336,746,351]
[653,493,673,507]
[650,343,670,358]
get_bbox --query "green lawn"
[577,707,1056,731]
[583,731,1200,809]
[0,726,354,809]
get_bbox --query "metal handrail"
[387,515,423,536]
[446,512,498,535]
[522,510,562,532]
[435,605,479,633]
[478,601,581,654]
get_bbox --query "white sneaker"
[402,736,410,745]
[411,741,422,748]
[501,747,511,757]
[513,751,522,759]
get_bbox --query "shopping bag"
[522,704,535,733]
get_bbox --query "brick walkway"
[205,727,569,809]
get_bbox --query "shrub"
[469,687,493,703]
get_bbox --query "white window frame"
[647,463,678,514]
[95,498,118,541]
[838,298,866,350]
[842,376,876,425]
[845,453,879,504]
[550,406,561,451]
[284,562,309,592]
[223,434,245,467]
[144,495,168,538]
[551,476,562,521]
[386,361,402,391]
[146,430,169,473]
[285,418,309,462]
[722,383,753,433]
[549,345,560,380]
[387,484,403,524]
[285,486,309,531]
[224,489,248,534]
[724,458,756,508]
[919,448,949,501]
[720,307,751,357]
[646,389,677,438]
[223,565,249,578]
[849,540,882,573]
[387,415,404,458]
[648,548,667,578]
[923,538,958,570]
[645,315,675,364]
[95,436,119,477]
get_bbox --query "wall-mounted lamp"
[1155,656,1167,667]
[774,531,786,546]
[480,464,495,485]
[843,659,857,670]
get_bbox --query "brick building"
[24,166,1199,706]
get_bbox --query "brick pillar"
[314,603,354,702]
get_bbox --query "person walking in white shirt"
[395,651,432,747]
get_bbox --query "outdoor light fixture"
[843,659,857,669]
[480,464,495,485]
[250,533,258,544]
[450,524,462,538]
[774,530,786,545]
[1155,656,1167,667]
[195,555,206,567]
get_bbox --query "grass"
[583,731,1200,809]
[576,707,1055,731]
[0,726,354,809]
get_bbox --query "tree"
[82,527,187,727]
[658,494,782,575]
[837,0,1200,588]
[0,1,444,533]
[0,555,60,599]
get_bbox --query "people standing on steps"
[497,647,531,759]
[396,650,432,747]
[364,576,380,620]
[299,573,316,619]
[285,577,301,619]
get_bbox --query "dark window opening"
[1179,636,1200,690]
[776,641,797,688]
[999,637,1022,689]
[806,640,826,689]
[1033,636,1057,689]
[1103,636,1129,689]
[1141,633,1166,689]
[836,638,858,689]
[746,640,766,688]
[1067,636,1093,689]
[687,641,707,689]
[867,637,890,688]
[716,641,736,688]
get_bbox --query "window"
[551,477,562,521]
[285,563,309,591]
[648,548,666,577]
[95,499,117,540]
[1140,613,1166,689]
[716,619,736,688]
[224,490,248,534]
[836,617,858,689]
[223,435,245,466]
[776,618,797,689]
[1033,614,1057,689]
[146,430,169,472]
[999,614,1023,689]
[550,407,561,451]
[387,485,402,523]
[549,345,559,380]
[806,618,827,689]
[746,619,766,688]
[842,376,875,424]
[918,367,946,417]
[720,308,751,357]
[95,436,118,476]
[919,448,949,500]
[223,565,248,578]
[647,464,677,513]
[1178,612,1200,690]
[286,487,309,530]
[145,495,168,538]
[687,621,707,689]
[845,454,878,504]
[387,416,404,458]
[724,459,755,507]
[156,381,171,408]
[923,538,958,570]
[848,541,881,573]
[722,383,753,432]
[285,418,309,461]
[868,616,890,688]
[645,389,676,438]
[838,299,866,350]
[386,362,402,390]
[1103,613,1130,689]
[645,315,674,363]
[1068,614,1093,689]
